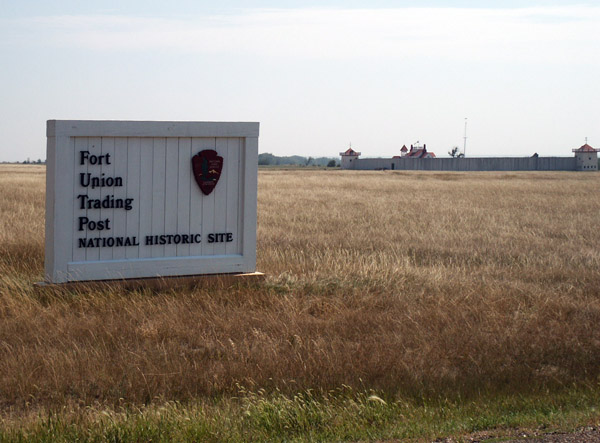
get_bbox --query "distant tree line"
[7,158,46,164]
[23,159,45,164]
[258,153,339,167]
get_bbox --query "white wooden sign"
[45,120,259,283]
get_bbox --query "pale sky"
[1,0,599,162]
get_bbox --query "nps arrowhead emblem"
[192,149,223,195]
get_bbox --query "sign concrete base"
[35,272,265,293]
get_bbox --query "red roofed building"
[573,144,598,153]
[573,143,598,171]
[339,146,361,169]
[340,147,360,156]
[405,143,436,159]
[400,145,408,157]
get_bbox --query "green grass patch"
[1,386,599,442]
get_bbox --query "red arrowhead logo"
[192,149,223,195]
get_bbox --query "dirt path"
[436,426,600,442]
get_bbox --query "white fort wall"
[45,120,259,283]
[345,157,577,171]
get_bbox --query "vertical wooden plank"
[225,138,241,255]
[212,137,228,256]
[72,137,88,262]
[47,135,75,282]
[176,138,192,257]
[44,133,56,279]
[138,138,153,258]
[189,138,207,256]
[151,137,166,258]
[236,139,245,256]
[111,137,128,260]
[200,137,217,256]
[242,136,258,272]
[85,137,102,262]
[99,137,115,261]
[164,137,179,258]
[126,137,141,259]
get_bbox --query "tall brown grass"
[1,165,599,411]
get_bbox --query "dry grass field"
[1,165,600,437]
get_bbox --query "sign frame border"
[45,120,259,283]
